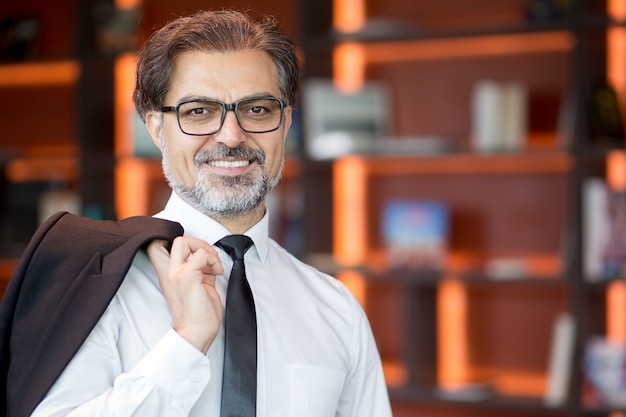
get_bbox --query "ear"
[282,105,293,142]
[145,111,164,151]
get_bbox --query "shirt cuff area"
[131,329,212,404]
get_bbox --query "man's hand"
[147,237,224,353]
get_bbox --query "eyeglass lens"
[177,98,283,135]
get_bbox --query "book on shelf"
[470,79,528,153]
[582,336,626,409]
[583,177,626,281]
[381,200,449,270]
[544,312,575,407]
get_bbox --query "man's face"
[145,49,292,219]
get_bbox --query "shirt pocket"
[286,364,346,417]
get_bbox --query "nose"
[214,110,247,147]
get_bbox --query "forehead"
[167,49,281,102]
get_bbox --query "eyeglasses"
[160,96,286,136]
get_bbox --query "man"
[27,9,391,416]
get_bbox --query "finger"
[169,237,216,265]
[147,239,169,258]
[147,239,171,276]
[201,273,217,287]
[186,237,218,254]
[187,247,223,275]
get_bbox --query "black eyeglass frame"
[159,96,287,136]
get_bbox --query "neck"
[215,203,266,235]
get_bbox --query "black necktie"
[215,235,256,417]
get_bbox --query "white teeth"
[209,160,250,168]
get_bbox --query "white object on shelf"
[544,312,576,407]
[471,80,527,153]
[302,78,391,160]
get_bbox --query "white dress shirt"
[32,192,392,417]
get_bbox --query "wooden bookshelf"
[331,151,572,405]
[333,152,573,267]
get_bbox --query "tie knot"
[215,235,253,261]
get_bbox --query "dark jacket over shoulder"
[0,212,183,417]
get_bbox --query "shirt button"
[189,371,202,383]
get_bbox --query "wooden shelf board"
[337,152,573,177]
[5,155,77,183]
[0,60,81,87]
[361,30,574,64]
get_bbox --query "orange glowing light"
[609,0,626,20]
[115,0,141,11]
[336,270,367,307]
[115,158,150,219]
[607,150,626,191]
[114,53,137,159]
[607,281,626,342]
[608,1,626,135]
[333,43,366,93]
[332,0,366,91]
[333,156,368,266]
[333,0,365,33]
[608,28,626,107]
[438,277,469,386]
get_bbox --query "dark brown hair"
[133,9,300,121]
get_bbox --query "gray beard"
[161,142,283,219]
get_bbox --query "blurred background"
[2,0,626,416]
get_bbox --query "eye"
[249,105,267,114]
[179,101,222,119]
[241,103,269,116]
[190,107,209,116]
[239,99,281,118]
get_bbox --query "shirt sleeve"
[338,297,393,417]
[31,298,212,417]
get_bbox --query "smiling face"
[145,49,292,232]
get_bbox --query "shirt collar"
[153,191,269,263]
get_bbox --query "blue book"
[382,200,449,270]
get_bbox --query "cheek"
[264,141,285,172]
[163,139,201,178]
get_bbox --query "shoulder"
[266,240,365,317]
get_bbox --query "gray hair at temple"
[133,9,301,121]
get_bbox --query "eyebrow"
[173,92,279,104]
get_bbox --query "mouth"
[196,144,264,173]
[208,159,251,168]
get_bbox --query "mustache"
[194,144,265,166]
